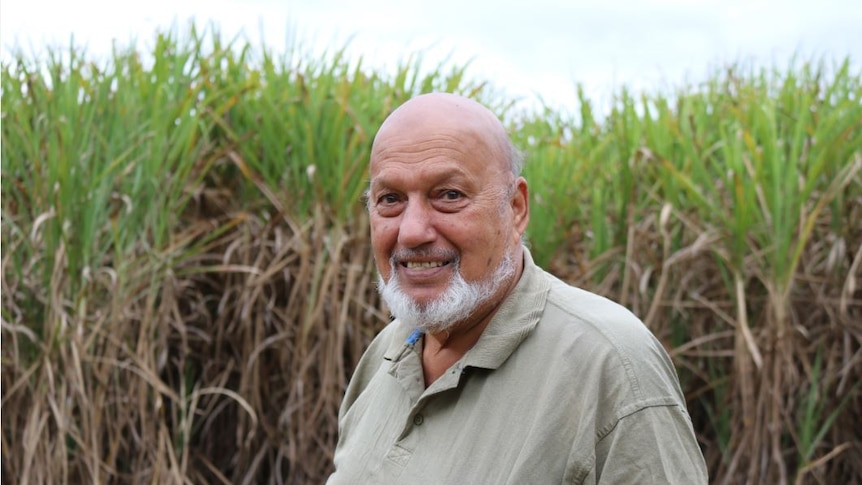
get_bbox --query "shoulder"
[539,270,655,352]
[531,269,686,407]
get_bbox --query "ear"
[511,177,529,240]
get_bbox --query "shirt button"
[413,414,424,426]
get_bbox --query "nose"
[397,200,437,248]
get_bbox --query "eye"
[441,190,463,200]
[432,189,468,213]
[373,192,403,217]
[376,193,400,205]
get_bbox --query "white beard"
[378,251,516,335]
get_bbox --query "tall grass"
[2,26,239,483]
[530,61,861,483]
[1,25,484,484]
[2,25,860,484]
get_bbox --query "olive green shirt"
[328,249,708,484]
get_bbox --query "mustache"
[390,248,460,265]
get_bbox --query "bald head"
[372,93,522,176]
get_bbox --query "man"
[328,93,708,484]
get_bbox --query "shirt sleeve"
[587,404,709,484]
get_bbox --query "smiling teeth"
[405,261,444,269]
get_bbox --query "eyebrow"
[369,169,470,194]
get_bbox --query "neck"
[420,302,497,387]
[425,308,492,352]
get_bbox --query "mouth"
[391,249,458,276]
[401,260,450,269]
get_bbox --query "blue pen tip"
[406,328,423,345]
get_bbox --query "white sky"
[2,0,860,113]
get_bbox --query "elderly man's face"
[367,99,528,324]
